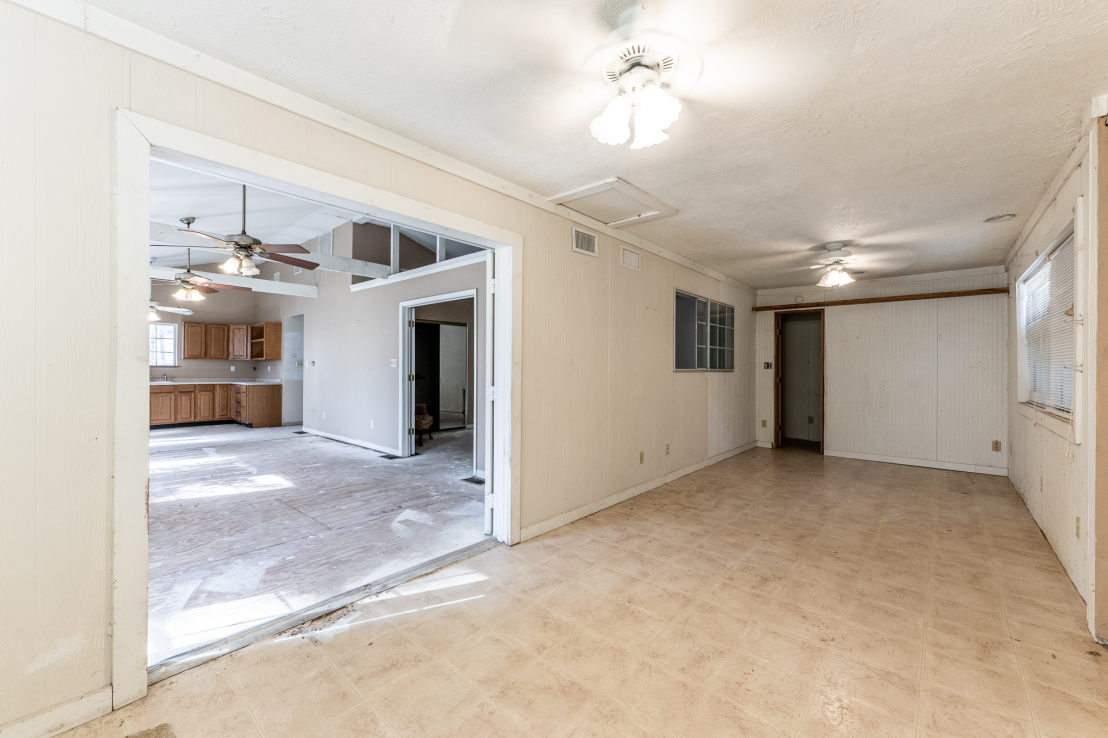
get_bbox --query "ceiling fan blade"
[154,243,230,251]
[159,306,194,315]
[194,285,218,294]
[258,244,310,254]
[207,283,252,292]
[150,278,176,283]
[180,229,234,246]
[264,253,319,270]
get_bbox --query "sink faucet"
[163,374,168,382]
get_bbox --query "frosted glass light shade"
[590,94,633,145]
[636,83,681,131]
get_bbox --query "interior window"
[675,292,734,371]
[150,322,178,367]
[1021,232,1074,414]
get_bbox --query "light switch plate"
[391,359,398,367]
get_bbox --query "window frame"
[673,289,735,373]
[149,321,179,368]
[1017,222,1075,418]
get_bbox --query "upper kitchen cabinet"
[230,325,250,360]
[207,324,230,360]
[250,322,282,360]
[182,322,208,360]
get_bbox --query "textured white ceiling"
[95,0,1108,288]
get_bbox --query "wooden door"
[150,390,175,425]
[216,385,232,419]
[230,325,249,359]
[182,322,207,360]
[207,324,230,360]
[197,386,215,422]
[176,390,195,423]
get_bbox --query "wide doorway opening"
[774,310,824,453]
[144,156,500,681]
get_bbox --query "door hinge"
[488,278,497,294]
[408,428,414,435]
[487,386,497,402]
[408,320,415,327]
[409,374,415,382]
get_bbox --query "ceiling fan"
[178,186,319,274]
[809,242,857,287]
[151,248,252,302]
[148,301,192,321]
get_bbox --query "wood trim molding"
[752,287,1009,312]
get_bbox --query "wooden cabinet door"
[176,391,195,423]
[182,322,207,360]
[150,390,175,425]
[233,386,245,423]
[197,387,215,422]
[230,325,249,360]
[216,385,232,419]
[264,322,282,360]
[207,324,230,360]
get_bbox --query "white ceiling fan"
[148,301,193,321]
[809,242,857,287]
[150,248,252,302]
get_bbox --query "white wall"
[1005,131,1096,608]
[0,1,757,731]
[756,268,1009,474]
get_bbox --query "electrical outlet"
[391,359,398,367]
[992,440,1002,452]
[230,365,236,372]
[761,420,767,428]
[268,366,271,372]
[639,451,644,464]
[322,412,326,420]
[665,443,670,455]
[764,362,772,369]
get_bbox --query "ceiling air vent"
[572,227,599,257]
[621,246,642,271]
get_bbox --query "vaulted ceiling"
[94,0,1108,288]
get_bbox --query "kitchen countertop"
[150,380,282,386]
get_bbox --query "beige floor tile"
[605,658,707,737]
[322,630,433,695]
[490,660,592,737]
[458,585,532,626]
[644,561,715,596]
[845,599,925,641]
[702,580,776,620]
[799,694,916,738]
[817,652,919,723]
[176,699,262,738]
[440,630,537,694]
[1008,617,1108,658]
[1016,642,1108,703]
[539,551,596,579]
[1005,592,1090,632]
[371,663,480,738]
[242,665,363,738]
[436,701,530,738]
[923,649,1030,718]
[537,581,613,626]
[620,580,694,621]
[1025,678,1108,737]
[543,628,634,690]
[777,578,853,619]
[854,577,928,614]
[793,561,860,591]
[831,620,921,678]
[925,619,1019,672]
[763,600,842,644]
[559,696,662,738]
[716,654,819,734]
[307,704,395,738]
[509,565,569,601]
[587,600,668,653]
[575,565,644,598]
[119,662,240,736]
[394,607,485,656]
[643,623,736,684]
[496,604,575,655]
[741,625,829,682]
[919,685,1035,738]
[226,634,332,694]
[675,599,757,648]
[927,595,1008,636]
[679,691,789,738]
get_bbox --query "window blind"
[1023,234,1074,414]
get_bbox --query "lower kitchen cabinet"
[150,383,280,427]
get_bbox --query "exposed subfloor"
[147,425,485,667]
[76,446,1107,738]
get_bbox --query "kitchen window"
[150,322,178,367]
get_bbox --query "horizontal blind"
[1024,235,1074,414]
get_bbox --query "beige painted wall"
[0,0,754,729]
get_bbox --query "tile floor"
[148,425,485,666]
[70,447,1107,738]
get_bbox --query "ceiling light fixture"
[238,256,260,276]
[984,213,1016,223]
[220,255,241,274]
[148,307,159,321]
[812,242,856,287]
[173,285,205,302]
[818,264,855,288]
[590,17,682,150]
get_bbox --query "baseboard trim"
[756,440,772,448]
[519,441,758,542]
[824,449,1007,476]
[302,428,401,457]
[0,686,112,738]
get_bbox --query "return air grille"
[572,227,598,257]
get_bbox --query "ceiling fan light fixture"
[238,256,260,276]
[630,120,668,149]
[590,94,633,145]
[220,255,241,274]
[635,83,681,131]
[148,307,159,321]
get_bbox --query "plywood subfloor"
[147,426,485,666]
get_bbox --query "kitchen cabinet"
[150,382,280,428]
[206,325,230,360]
[182,323,207,360]
[230,325,250,360]
[250,322,282,360]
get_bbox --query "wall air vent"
[318,230,333,255]
[621,246,642,271]
[572,227,599,257]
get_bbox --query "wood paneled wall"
[0,1,755,727]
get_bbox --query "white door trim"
[110,109,518,713]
